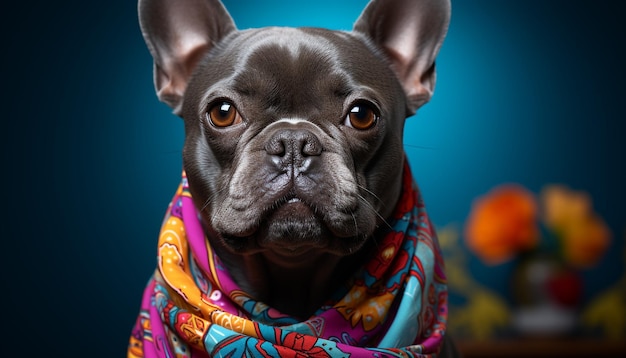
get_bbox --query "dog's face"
[139,0,450,264]
[182,27,407,259]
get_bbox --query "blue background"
[4,0,624,356]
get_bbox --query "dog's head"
[139,0,450,264]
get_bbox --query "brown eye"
[345,103,378,130]
[207,101,242,127]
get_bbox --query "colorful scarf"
[128,162,448,357]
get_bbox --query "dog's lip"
[266,244,318,257]
[280,193,305,205]
[258,238,325,262]
[215,197,313,241]
[271,194,316,216]
[260,237,332,265]
[271,196,318,221]
[218,193,361,253]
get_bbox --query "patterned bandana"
[128,162,448,357]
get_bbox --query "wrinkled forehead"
[229,28,361,91]
[236,27,347,64]
[185,26,402,118]
[212,27,393,94]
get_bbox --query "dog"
[129,0,456,356]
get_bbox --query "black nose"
[265,128,322,174]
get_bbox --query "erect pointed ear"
[354,0,451,115]
[138,0,236,115]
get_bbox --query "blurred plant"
[446,184,617,338]
[464,184,613,335]
[582,231,626,340]
[438,225,511,340]
[582,277,626,340]
[465,184,611,269]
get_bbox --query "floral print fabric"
[128,162,448,357]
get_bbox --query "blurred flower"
[546,267,583,307]
[459,184,614,337]
[542,185,611,268]
[465,183,611,269]
[541,185,591,230]
[464,185,539,265]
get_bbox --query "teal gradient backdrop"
[4,0,624,356]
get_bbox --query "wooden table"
[455,338,626,358]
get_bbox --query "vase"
[511,253,582,337]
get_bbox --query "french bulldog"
[131,0,455,356]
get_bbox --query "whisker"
[356,193,392,231]
[356,183,385,208]
[351,211,358,238]
[356,185,394,230]
[403,143,438,150]
[200,184,228,212]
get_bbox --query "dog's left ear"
[354,0,451,114]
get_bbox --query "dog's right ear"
[138,0,236,115]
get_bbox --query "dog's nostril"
[265,129,322,158]
[301,136,322,157]
[265,137,286,156]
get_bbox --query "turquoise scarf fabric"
[129,162,448,357]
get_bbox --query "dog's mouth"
[218,192,363,257]
[253,194,325,245]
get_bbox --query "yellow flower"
[541,185,611,268]
[562,215,611,268]
[541,185,591,231]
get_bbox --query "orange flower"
[465,185,539,265]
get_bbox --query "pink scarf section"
[128,163,448,357]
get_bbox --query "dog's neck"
[214,243,373,319]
